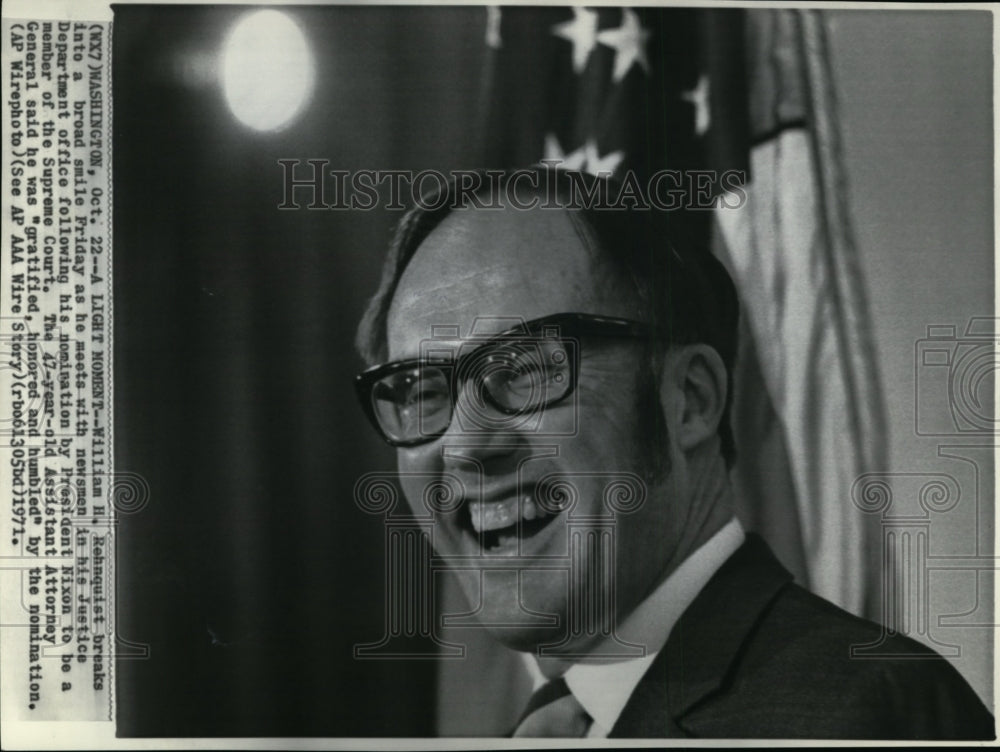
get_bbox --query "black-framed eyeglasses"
[354,312,654,447]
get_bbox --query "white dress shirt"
[523,517,746,737]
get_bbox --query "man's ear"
[658,344,728,453]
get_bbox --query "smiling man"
[353,167,993,739]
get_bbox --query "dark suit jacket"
[610,534,994,740]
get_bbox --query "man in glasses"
[353,167,992,739]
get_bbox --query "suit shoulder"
[758,582,910,652]
[716,582,995,739]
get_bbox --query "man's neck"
[531,448,737,677]
[656,446,735,591]
[528,514,745,682]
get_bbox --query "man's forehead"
[400,204,593,299]
[386,205,635,358]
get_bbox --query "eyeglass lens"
[369,338,572,443]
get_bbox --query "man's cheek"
[396,445,438,474]
[389,451,429,513]
[573,399,644,457]
[398,474,447,516]
[396,478,419,513]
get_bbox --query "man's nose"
[438,379,534,480]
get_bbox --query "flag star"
[683,74,711,136]
[544,133,588,171]
[552,7,599,74]
[485,6,502,50]
[583,139,625,176]
[596,8,651,83]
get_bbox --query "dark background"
[113,5,494,736]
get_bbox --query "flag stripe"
[715,9,886,613]
[800,9,888,470]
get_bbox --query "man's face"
[385,205,687,653]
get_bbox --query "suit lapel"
[610,534,793,737]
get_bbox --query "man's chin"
[450,571,573,653]
[483,624,565,654]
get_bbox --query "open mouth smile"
[458,491,562,553]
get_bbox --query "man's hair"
[354,166,740,464]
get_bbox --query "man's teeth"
[469,495,549,533]
[523,497,538,521]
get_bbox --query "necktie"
[513,677,591,737]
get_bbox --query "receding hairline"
[384,202,644,344]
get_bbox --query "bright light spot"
[222,10,314,131]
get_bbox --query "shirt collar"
[522,517,746,736]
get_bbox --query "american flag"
[439,6,888,734]
[471,3,886,618]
